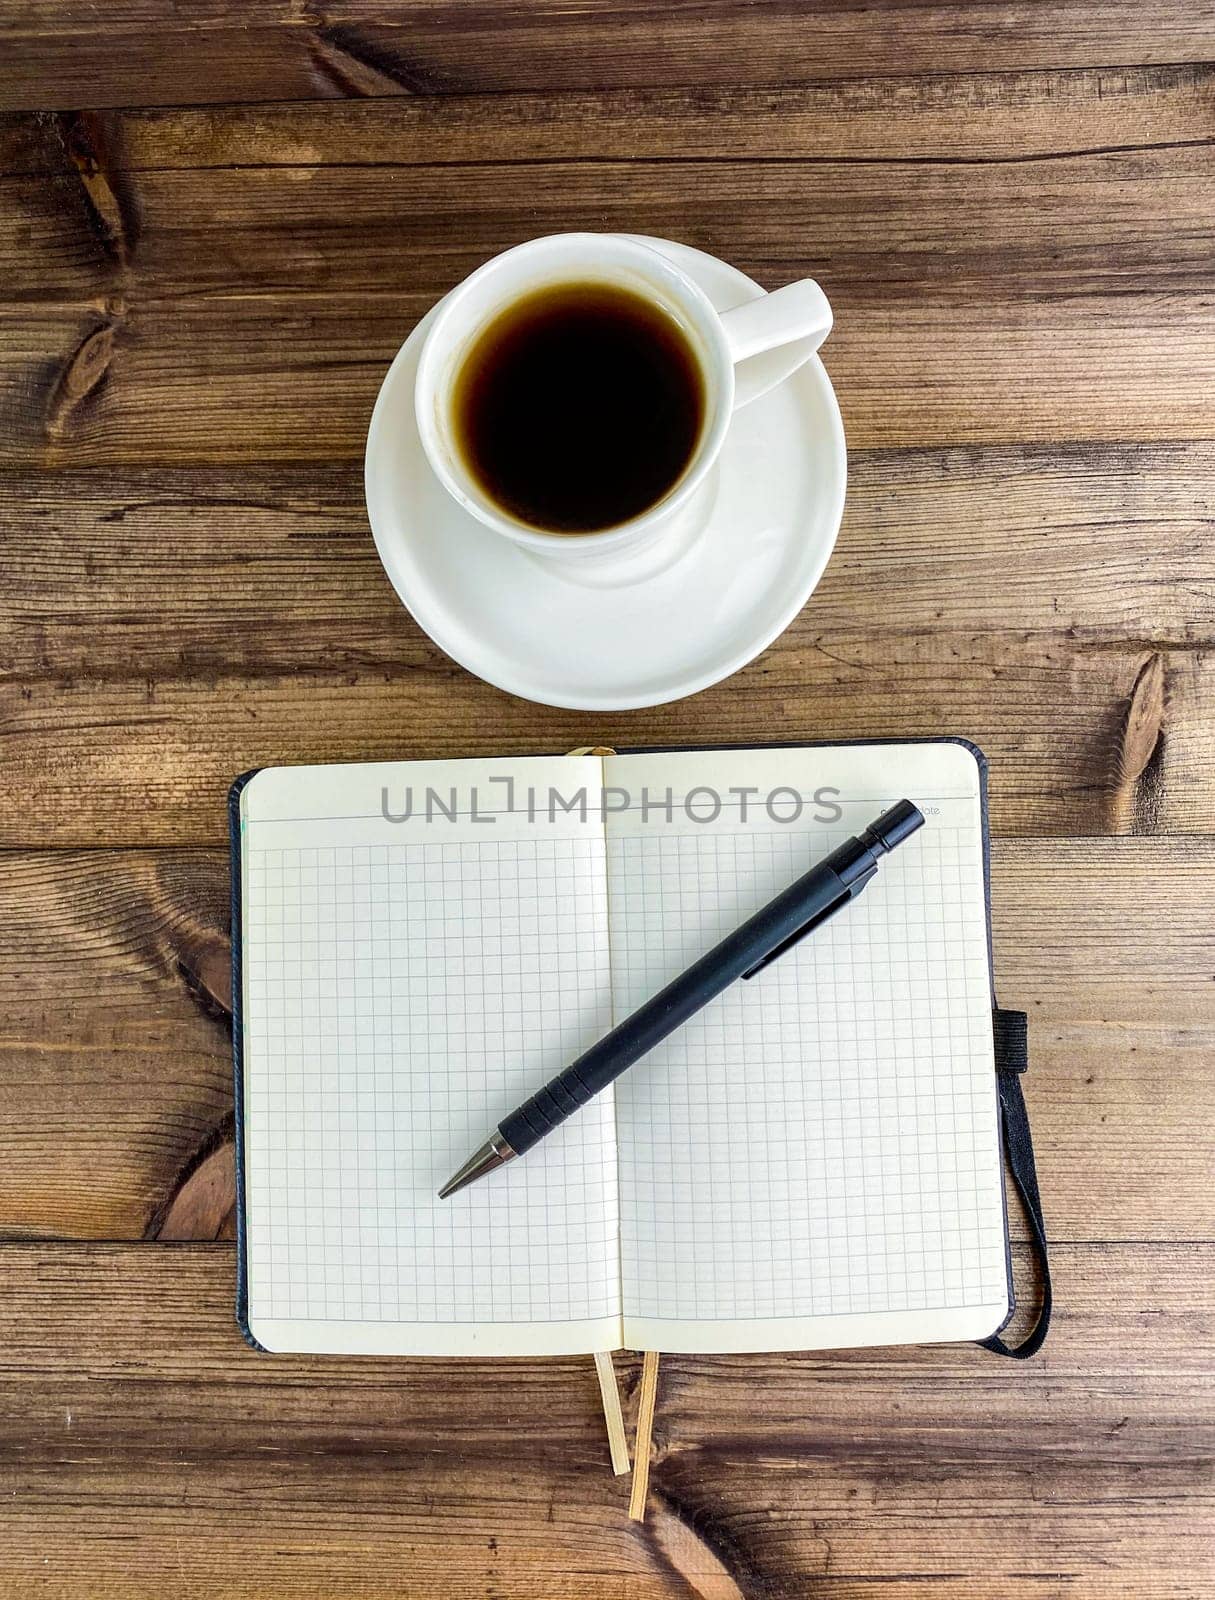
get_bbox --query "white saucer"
[365,236,846,711]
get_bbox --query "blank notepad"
[235,742,1012,1357]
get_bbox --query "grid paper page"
[605,743,1009,1354]
[240,758,621,1357]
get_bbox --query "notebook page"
[239,756,621,1356]
[604,742,1010,1354]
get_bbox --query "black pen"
[439,799,925,1198]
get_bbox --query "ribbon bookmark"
[628,1351,661,1521]
[593,1352,631,1476]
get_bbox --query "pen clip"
[741,865,878,980]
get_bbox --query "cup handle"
[719,279,833,408]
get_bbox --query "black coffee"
[451,282,706,534]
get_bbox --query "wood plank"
[3,631,1212,841]
[3,109,1211,457]
[3,3,1214,111]
[0,33,320,118]
[4,66,1213,220]
[1,839,1210,1244]
[1,444,1210,835]
[7,138,1215,299]
[4,446,1211,679]
[991,841,1215,1248]
[0,1240,1206,1597]
[3,290,1214,469]
[0,850,232,1241]
[3,65,1210,175]
[0,636,1210,844]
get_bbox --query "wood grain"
[1,839,1210,1245]
[0,442,1210,843]
[3,66,1213,181]
[0,1240,1207,1597]
[1,640,1212,843]
[4,445,1211,676]
[0,849,231,1239]
[2,93,1213,463]
[4,3,1215,112]
[100,64,1215,167]
[8,161,1214,318]
[4,293,1212,466]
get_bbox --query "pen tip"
[437,1131,517,1199]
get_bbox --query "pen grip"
[502,1010,668,1153]
[501,1067,603,1154]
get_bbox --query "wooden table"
[2,5,1213,1595]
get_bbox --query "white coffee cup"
[413,232,832,570]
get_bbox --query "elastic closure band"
[981,1008,1052,1359]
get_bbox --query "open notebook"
[232,740,1012,1356]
